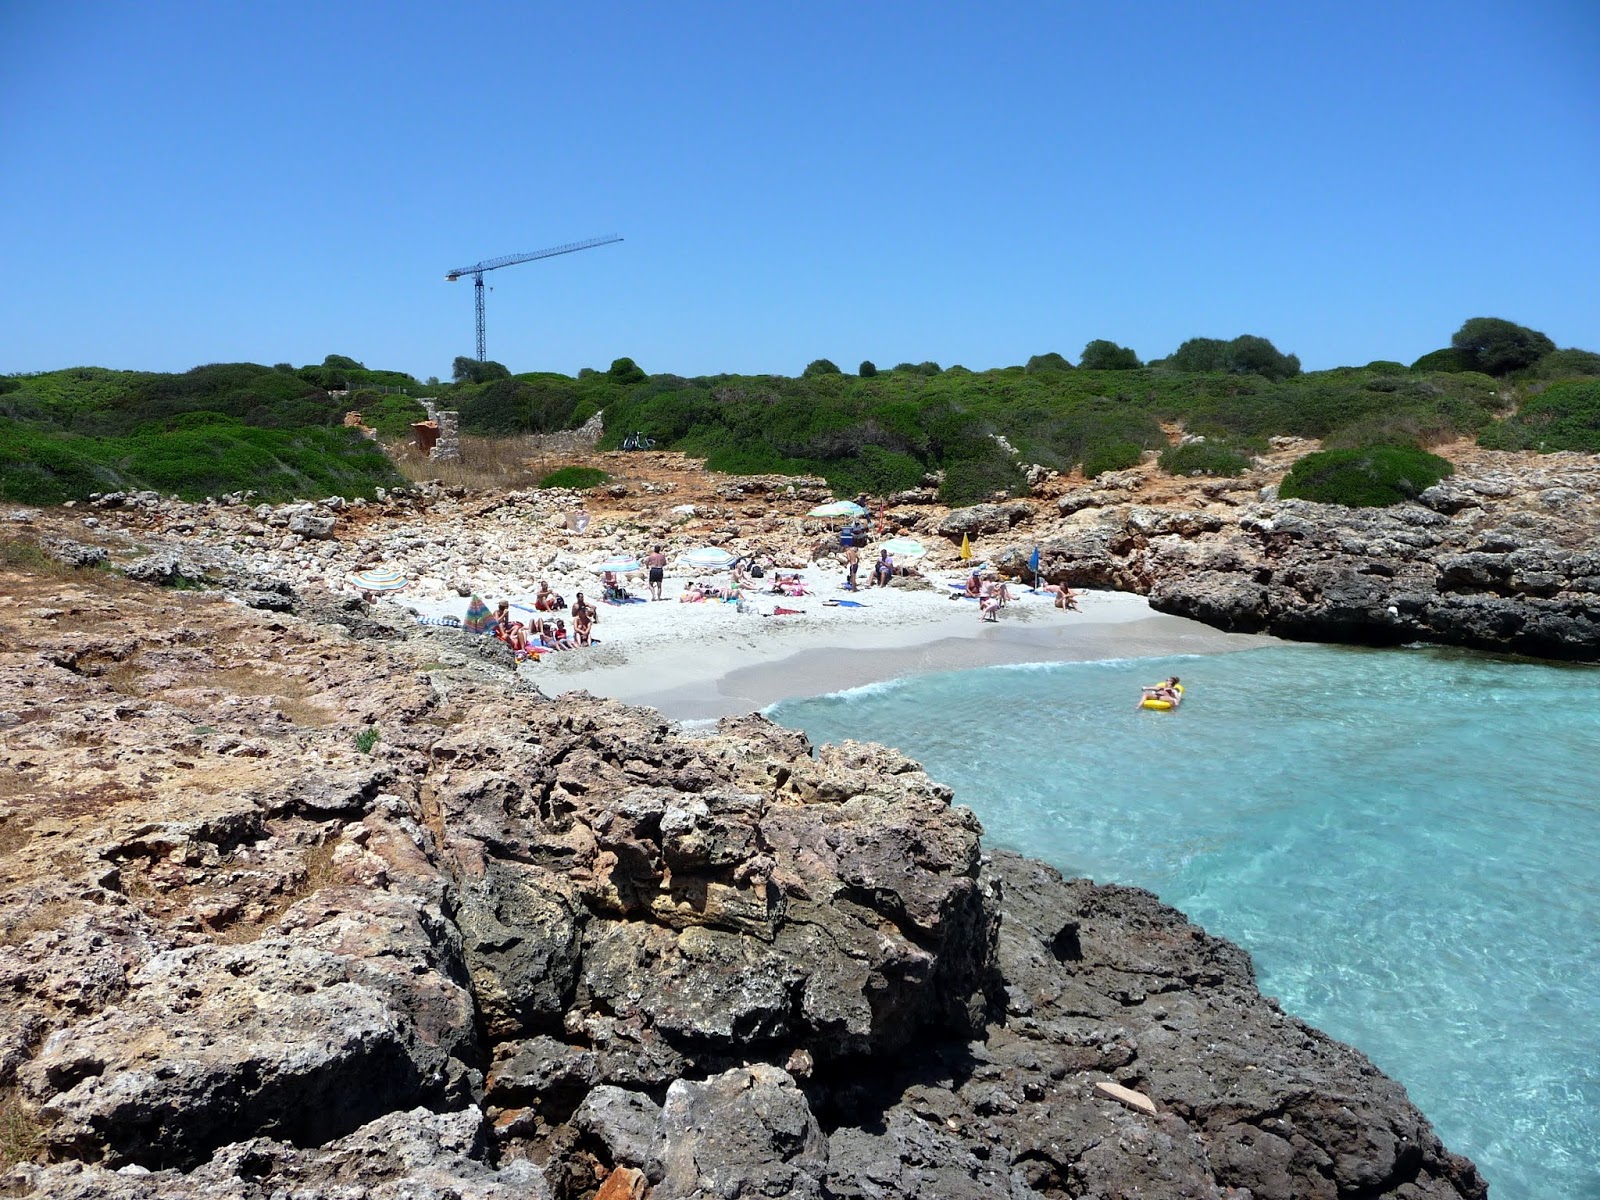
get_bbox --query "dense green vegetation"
[539,466,609,489]
[4,317,1594,506]
[0,359,407,502]
[1279,446,1455,507]
[1159,440,1253,477]
[1477,380,1600,453]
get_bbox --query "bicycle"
[621,432,656,451]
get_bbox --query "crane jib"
[444,234,622,361]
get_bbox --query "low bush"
[1477,380,1600,453]
[0,418,404,504]
[1278,446,1454,507]
[937,457,1026,506]
[1159,440,1251,477]
[539,466,609,489]
[1082,441,1144,478]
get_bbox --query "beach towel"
[603,595,647,606]
[416,615,461,627]
[773,606,804,615]
[823,599,866,608]
[463,595,494,634]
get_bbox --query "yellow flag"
[959,533,972,561]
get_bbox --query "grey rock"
[652,1066,826,1200]
[938,502,1033,537]
[574,1084,662,1170]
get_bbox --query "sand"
[415,563,1279,721]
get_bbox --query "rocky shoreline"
[0,538,1491,1199]
[982,447,1600,662]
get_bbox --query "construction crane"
[445,234,623,363]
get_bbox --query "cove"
[769,643,1600,1200]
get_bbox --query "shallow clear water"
[769,644,1600,1200]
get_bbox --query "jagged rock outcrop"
[1007,452,1600,660]
[0,563,1486,1199]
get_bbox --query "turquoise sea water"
[768,644,1600,1200]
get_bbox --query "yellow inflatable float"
[1139,683,1184,711]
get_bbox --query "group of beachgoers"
[491,589,597,659]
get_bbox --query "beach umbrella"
[879,536,927,559]
[808,500,867,519]
[350,567,408,592]
[959,533,972,562]
[591,554,642,575]
[462,594,494,634]
[1028,546,1042,591]
[682,546,737,570]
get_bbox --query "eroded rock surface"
[0,552,1486,1197]
[1003,450,1600,660]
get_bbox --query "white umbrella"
[591,555,642,575]
[807,500,867,519]
[879,536,927,558]
[682,546,737,570]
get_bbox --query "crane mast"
[445,234,622,362]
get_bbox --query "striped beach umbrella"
[350,567,408,592]
[591,555,642,575]
[462,594,494,634]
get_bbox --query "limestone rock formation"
[1010,451,1600,661]
[0,505,1491,1198]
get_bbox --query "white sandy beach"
[395,562,1275,720]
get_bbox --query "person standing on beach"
[843,544,860,591]
[645,546,667,601]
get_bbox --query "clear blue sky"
[3,1,1596,380]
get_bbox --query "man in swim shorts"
[645,546,667,600]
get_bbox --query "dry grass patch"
[390,435,577,493]
[208,838,341,945]
[0,899,81,947]
[0,1088,47,1171]
[207,665,338,728]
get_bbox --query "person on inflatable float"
[1137,675,1183,709]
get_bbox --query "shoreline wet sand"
[534,587,1275,720]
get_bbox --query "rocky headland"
[984,444,1600,661]
[8,442,1590,1198]
[0,568,1485,1198]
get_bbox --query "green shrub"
[1535,349,1600,378]
[1279,446,1454,507]
[1079,340,1141,370]
[356,394,429,439]
[938,458,1026,506]
[1159,440,1251,476]
[0,419,403,504]
[1082,441,1144,477]
[1410,347,1472,372]
[539,466,609,489]
[353,727,380,754]
[1025,352,1073,373]
[802,358,842,377]
[1451,317,1555,377]
[1477,380,1600,452]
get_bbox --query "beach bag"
[750,563,765,578]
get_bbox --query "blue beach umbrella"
[1028,546,1042,591]
[591,554,642,575]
